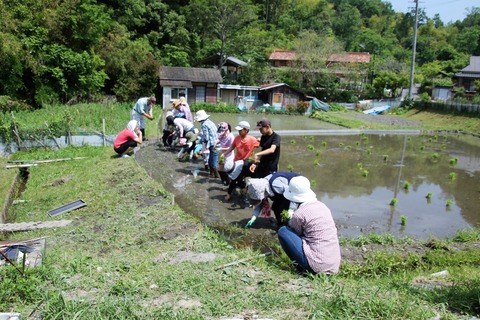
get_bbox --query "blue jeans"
[278,226,314,273]
[208,146,218,170]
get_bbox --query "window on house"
[195,86,205,103]
[171,88,187,99]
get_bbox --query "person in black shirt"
[249,118,281,178]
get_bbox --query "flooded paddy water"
[138,114,480,243]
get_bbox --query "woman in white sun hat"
[278,176,341,275]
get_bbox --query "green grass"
[0,158,18,214]
[1,146,477,319]
[1,105,480,319]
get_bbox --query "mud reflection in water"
[138,126,480,241]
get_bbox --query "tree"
[332,1,362,50]
[287,30,344,95]
[184,0,258,68]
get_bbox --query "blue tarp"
[363,105,391,115]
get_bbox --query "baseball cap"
[256,118,271,128]
[235,121,250,131]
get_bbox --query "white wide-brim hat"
[225,160,244,180]
[283,176,317,203]
[247,178,272,201]
[194,110,210,122]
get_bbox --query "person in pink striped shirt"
[278,176,341,275]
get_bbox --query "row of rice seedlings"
[391,192,454,207]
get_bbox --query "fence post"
[102,118,106,147]
[10,111,23,150]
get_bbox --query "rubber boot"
[212,169,220,179]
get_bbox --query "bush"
[190,102,239,113]
[0,96,33,113]
[329,103,347,112]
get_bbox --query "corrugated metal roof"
[454,72,480,78]
[268,50,297,61]
[159,66,223,84]
[461,56,480,73]
[328,52,370,63]
[159,80,193,88]
[269,51,370,63]
[226,56,247,67]
[259,83,287,90]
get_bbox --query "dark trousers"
[114,140,137,155]
[162,130,173,146]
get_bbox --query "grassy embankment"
[0,105,479,319]
[311,108,480,134]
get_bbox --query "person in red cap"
[250,118,281,178]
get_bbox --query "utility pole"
[408,0,419,99]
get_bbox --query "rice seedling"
[428,138,433,143]
[280,210,290,223]
[390,198,397,206]
[446,199,453,207]
[309,136,314,141]
[367,149,371,155]
[339,142,344,147]
[403,181,411,190]
[448,172,457,180]
[426,192,433,199]
[307,144,314,151]
[420,145,425,150]
[290,139,296,144]
[356,141,360,146]
[431,153,439,160]
[321,141,327,148]
[357,162,363,169]
[287,164,293,172]
[449,158,458,165]
[313,159,319,166]
[346,145,352,150]
[361,135,368,141]
[362,170,369,177]
[311,179,317,187]
[400,215,407,226]
[434,135,438,140]
[442,144,447,149]
[303,135,307,140]
[315,150,321,156]
[383,155,389,161]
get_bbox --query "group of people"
[114,96,341,275]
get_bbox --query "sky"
[386,0,478,22]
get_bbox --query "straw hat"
[172,99,181,108]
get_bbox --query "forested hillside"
[0,0,479,106]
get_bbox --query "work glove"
[245,216,257,229]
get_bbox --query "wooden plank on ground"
[0,220,72,232]
[5,164,38,169]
